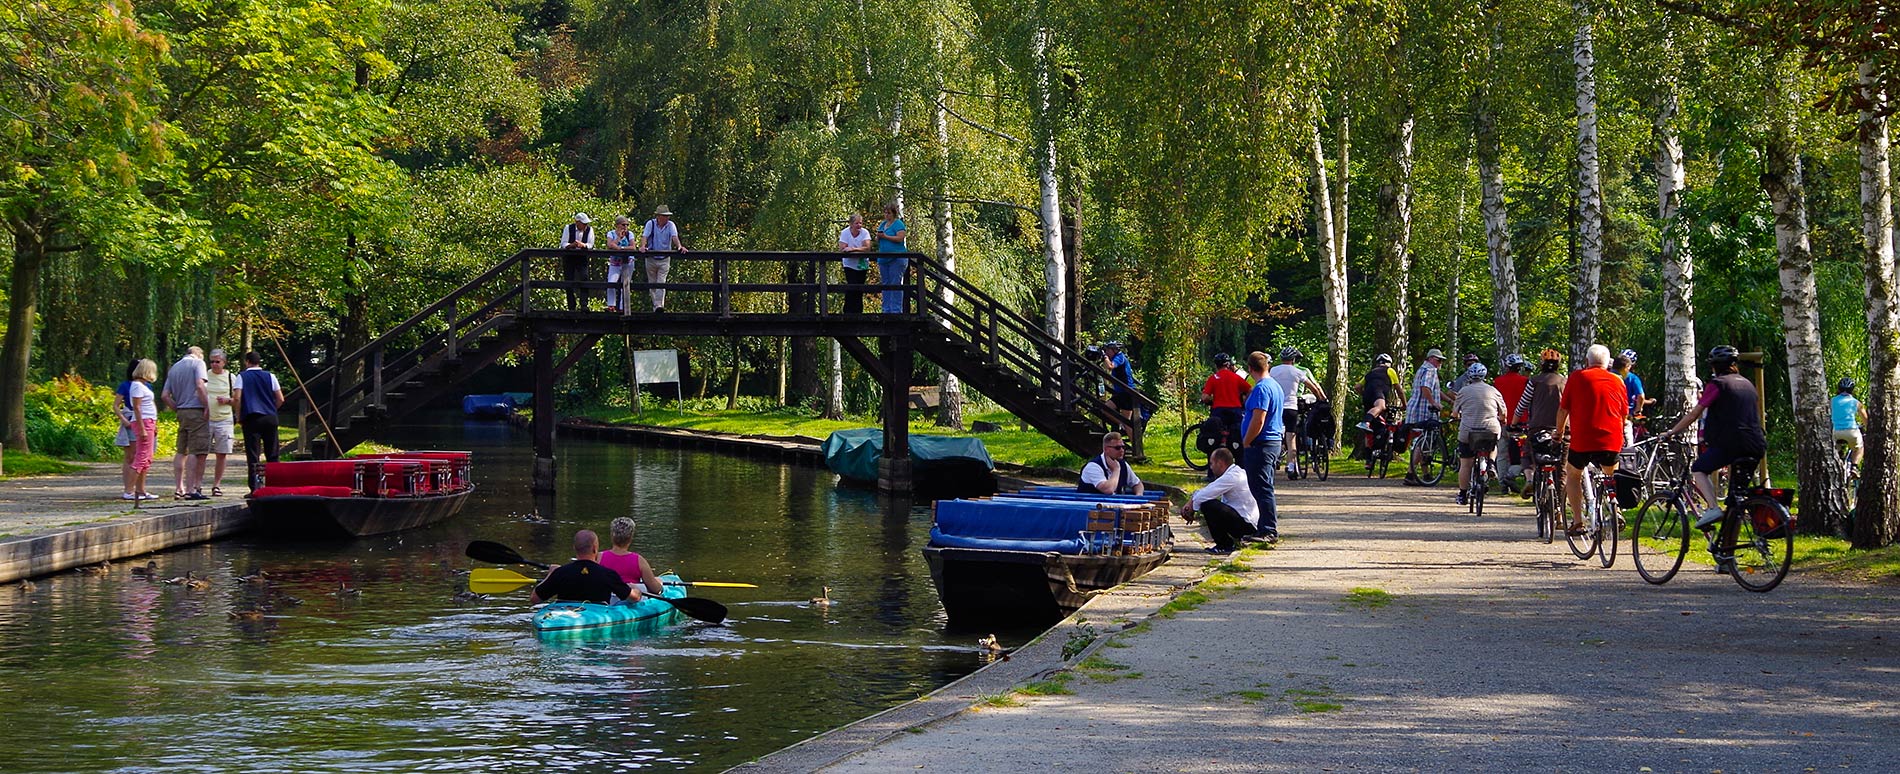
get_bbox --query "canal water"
[0,418,1015,772]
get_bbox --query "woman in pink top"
[599,517,664,598]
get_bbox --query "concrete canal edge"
[727,538,1224,773]
[0,503,252,584]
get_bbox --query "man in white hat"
[559,213,595,309]
[640,205,688,312]
[1403,348,1447,485]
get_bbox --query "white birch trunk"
[1449,155,1468,361]
[933,44,963,430]
[1312,123,1349,443]
[1335,115,1350,269]
[1856,61,1899,546]
[1656,78,1699,419]
[1033,25,1066,345]
[1570,0,1604,366]
[1477,17,1519,365]
[826,339,844,420]
[1377,113,1415,362]
[1763,114,1850,532]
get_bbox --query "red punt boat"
[246,452,475,538]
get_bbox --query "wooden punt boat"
[246,452,474,539]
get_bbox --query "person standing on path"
[1402,348,1447,486]
[114,359,139,499]
[1832,377,1867,468]
[1178,447,1259,554]
[235,351,286,492]
[602,215,637,312]
[1079,432,1143,496]
[559,212,594,310]
[1269,347,1326,478]
[126,359,159,501]
[640,205,687,312]
[874,202,909,313]
[204,350,237,497]
[162,347,211,500]
[1615,350,1653,444]
[1450,363,1509,506]
[1240,351,1286,542]
[1552,344,1627,534]
[1659,345,1769,530]
[837,213,874,314]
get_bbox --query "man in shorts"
[1451,363,1508,506]
[1552,344,1627,534]
[203,350,238,496]
[1660,346,1768,529]
[1402,348,1447,485]
[162,346,212,500]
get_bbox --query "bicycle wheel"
[1415,430,1446,485]
[1311,443,1331,481]
[1727,496,1794,593]
[1181,424,1209,471]
[1472,472,1487,518]
[1631,493,1689,584]
[1597,491,1619,568]
[1565,489,1596,560]
[1533,471,1556,542]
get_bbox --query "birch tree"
[932,25,964,430]
[1311,123,1349,441]
[1569,0,1604,366]
[1375,111,1417,362]
[1760,82,1850,534]
[1855,61,1899,546]
[1654,29,1699,417]
[1473,3,1518,364]
[1031,23,1067,344]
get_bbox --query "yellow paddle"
[466,567,757,594]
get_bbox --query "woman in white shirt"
[125,359,160,501]
[837,213,873,313]
[602,215,638,311]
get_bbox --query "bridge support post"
[531,332,557,492]
[878,334,912,493]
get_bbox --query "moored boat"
[532,574,688,638]
[923,490,1171,628]
[246,452,475,538]
[822,428,996,496]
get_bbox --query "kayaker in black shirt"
[531,529,634,604]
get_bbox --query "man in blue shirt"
[1102,341,1139,425]
[1615,349,1653,444]
[1240,350,1286,543]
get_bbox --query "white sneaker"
[1355,422,1371,431]
[1695,507,1724,529]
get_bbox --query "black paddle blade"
[662,596,727,624]
[465,540,550,570]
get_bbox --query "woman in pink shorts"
[125,359,160,501]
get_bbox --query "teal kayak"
[531,573,688,638]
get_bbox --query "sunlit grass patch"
[976,692,1021,708]
[1342,587,1392,609]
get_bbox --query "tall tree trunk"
[1375,112,1416,363]
[826,339,845,420]
[726,339,743,411]
[1032,25,1067,344]
[1855,61,1900,547]
[1476,14,1519,365]
[1656,64,1699,419]
[1448,155,1469,361]
[1762,115,1850,534]
[932,51,964,430]
[1334,114,1350,271]
[1,215,48,451]
[1569,0,1605,365]
[1311,123,1349,445]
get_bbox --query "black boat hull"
[247,488,474,539]
[922,545,1169,629]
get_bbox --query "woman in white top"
[837,213,873,313]
[126,359,160,501]
[602,215,638,311]
[640,205,688,312]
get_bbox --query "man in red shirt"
[1494,353,1531,480]
[1552,344,1628,534]
[1201,353,1250,435]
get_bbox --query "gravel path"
[826,474,1900,773]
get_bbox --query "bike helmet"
[1279,346,1301,362]
[1103,340,1123,351]
[1213,352,1233,367]
[1838,376,1857,394]
[1538,348,1563,363]
[1463,352,1480,364]
[1706,344,1739,365]
[1374,353,1393,366]
[1465,362,1489,381]
[1502,353,1527,371]
[1619,348,1638,362]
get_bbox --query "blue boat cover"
[1004,491,1164,504]
[934,499,1104,541]
[1018,485,1164,501]
[823,428,995,482]
[462,394,514,418]
[927,527,1083,554]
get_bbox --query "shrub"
[20,375,176,461]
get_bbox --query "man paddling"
[531,530,642,604]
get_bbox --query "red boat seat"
[261,461,363,491]
[366,460,431,496]
[251,485,355,498]
[350,452,471,491]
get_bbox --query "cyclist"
[1446,352,1483,399]
[1450,362,1508,506]
[1552,344,1628,535]
[1101,341,1139,425]
[1832,377,1867,468]
[1614,349,1655,444]
[1495,354,1531,481]
[1658,345,1766,529]
[1200,352,1250,440]
[1402,348,1448,486]
[1270,347,1328,478]
[1355,353,1401,432]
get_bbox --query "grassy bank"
[2,451,86,479]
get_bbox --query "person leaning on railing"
[640,205,688,313]
[837,212,874,314]
[875,202,909,313]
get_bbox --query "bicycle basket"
[1612,470,1643,509]
[1748,501,1791,539]
[1306,406,1336,438]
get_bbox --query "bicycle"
[1523,431,1564,544]
[1299,399,1335,482]
[1838,437,1861,517]
[1409,418,1448,485]
[1466,446,1497,518]
[1564,461,1620,568]
[1628,448,1794,592]
[1361,410,1399,479]
[1180,413,1242,472]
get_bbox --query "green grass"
[1342,587,1392,609]
[1293,701,1345,713]
[976,692,1022,708]
[1,451,85,478]
[1017,674,1075,696]
[1232,690,1268,703]
[1625,516,1900,584]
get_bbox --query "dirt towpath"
[826,475,1900,773]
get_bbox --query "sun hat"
[653,205,674,216]
[1424,348,1446,361]
[573,212,591,223]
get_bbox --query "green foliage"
[23,376,125,461]
[0,451,85,478]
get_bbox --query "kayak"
[531,573,688,638]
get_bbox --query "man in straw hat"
[640,205,689,312]
[559,212,594,309]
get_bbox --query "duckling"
[227,609,266,621]
[15,580,34,593]
[452,590,488,604]
[275,593,305,606]
[809,586,832,608]
[236,570,271,585]
[184,572,212,591]
[330,582,362,598]
[161,575,188,585]
[129,561,159,578]
[977,634,1003,652]
[75,563,109,576]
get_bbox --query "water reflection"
[0,417,1027,773]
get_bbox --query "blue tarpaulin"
[822,428,994,483]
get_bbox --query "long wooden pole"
[271,337,345,458]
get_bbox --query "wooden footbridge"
[285,249,1157,491]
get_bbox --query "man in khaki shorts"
[204,350,238,496]
[163,346,212,500]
